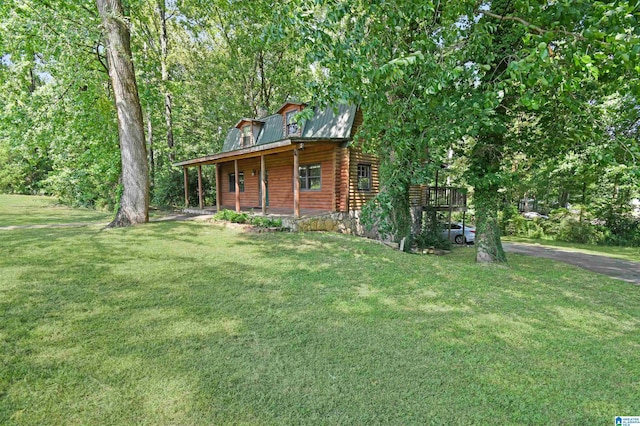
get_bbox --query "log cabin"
[173,102,380,217]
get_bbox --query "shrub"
[249,216,283,228]
[602,214,640,247]
[501,204,640,247]
[214,209,248,223]
[415,209,451,250]
[555,219,607,244]
[500,205,546,239]
[213,210,283,228]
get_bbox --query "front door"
[258,170,269,207]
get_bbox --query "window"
[357,164,371,191]
[242,125,251,147]
[229,172,244,192]
[286,110,299,136]
[299,164,321,190]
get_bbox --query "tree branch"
[482,10,588,42]
[95,42,109,74]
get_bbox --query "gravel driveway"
[503,243,640,284]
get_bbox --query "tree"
[292,0,639,261]
[0,0,122,207]
[1,0,308,210]
[96,0,149,226]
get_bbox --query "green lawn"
[503,236,640,263]
[1,198,639,424]
[0,195,111,227]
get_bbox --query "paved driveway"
[503,243,640,284]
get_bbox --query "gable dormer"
[276,102,306,137]
[234,118,265,148]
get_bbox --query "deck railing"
[424,186,467,210]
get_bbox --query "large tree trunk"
[97,0,149,226]
[471,135,507,263]
[474,186,507,263]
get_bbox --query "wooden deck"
[423,186,467,211]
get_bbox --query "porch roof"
[173,137,350,168]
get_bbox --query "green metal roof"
[256,114,284,145]
[220,103,357,154]
[301,104,356,139]
[222,128,242,152]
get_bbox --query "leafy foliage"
[288,0,639,261]
[501,205,640,247]
[214,209,284,228]
[0,0,308,210]
[414,208,451,250]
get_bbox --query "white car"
[442,222,475,244]
[522,212,548,220]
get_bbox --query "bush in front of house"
[213,209,283,229]
[414,209,451,251]
[214,209,249,223]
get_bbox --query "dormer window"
[242,125,251,147]
[286,110,299,136]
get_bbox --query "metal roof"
[301,104,356,139]
[221,104,356,154]
[174,103,358,167]
[256,114,283,145]
[222,128,242,152]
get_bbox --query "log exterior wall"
[218,143,341,211]
[409,184,427,206]
[347,144,380,212]
[345,108,381,212]
[335,147,350,212]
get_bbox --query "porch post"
[183,167,189,207]
[293,148,300,218]
[261,154,267,215]
[197,165,204,209]
[215,163,221,212]
[234,159,240,212]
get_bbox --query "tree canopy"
[289,0,639,259]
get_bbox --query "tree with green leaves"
[96,0,149,226]
[292,0,639,261]
[0,0,122,208]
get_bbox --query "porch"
[178,140,348,219]
[183,205,335,219]
[423,186,467,211]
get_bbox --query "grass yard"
[503,236,640,263]
[0,195,111,227]
[1,197,639,424]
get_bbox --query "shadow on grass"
[1,221,638,424]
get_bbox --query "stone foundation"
[282,210,379,239]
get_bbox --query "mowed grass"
[0,195,111,227]
[0,200,639,424]
[503,236,640,263]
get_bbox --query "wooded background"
[1,0,638,256]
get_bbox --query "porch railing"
[424,186,467,210]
